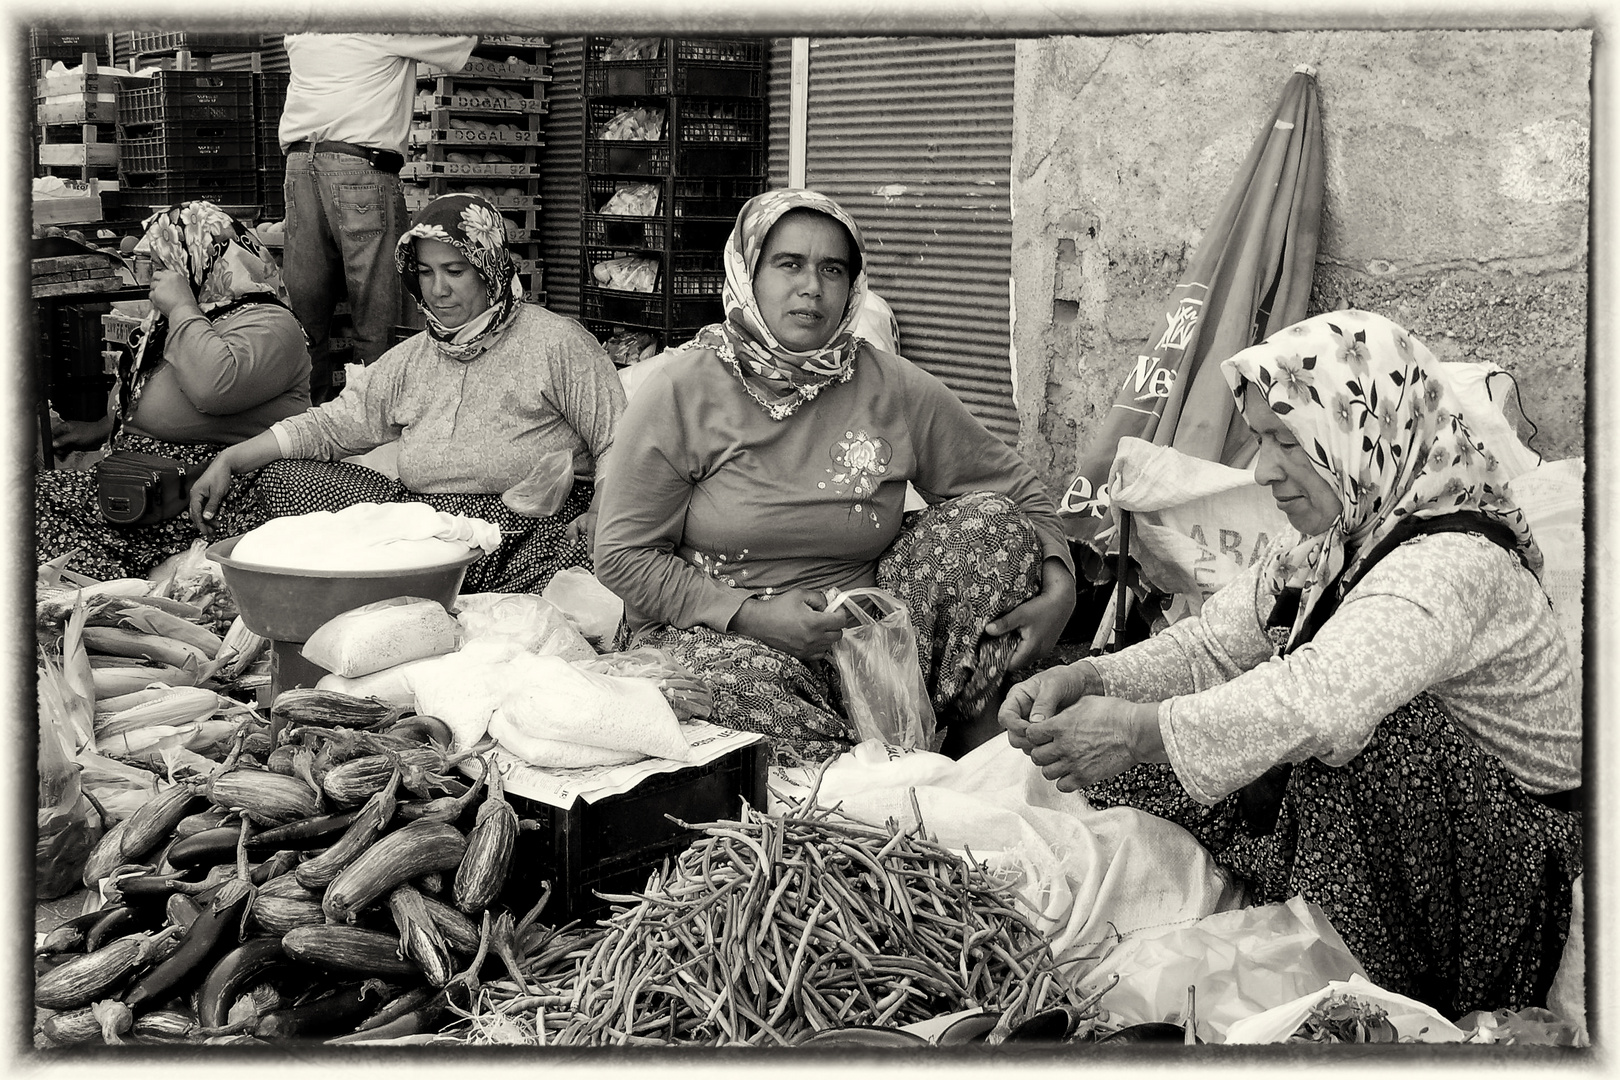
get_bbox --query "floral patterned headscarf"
[1221,309,1542,650]
[677,188,870,420]
[394,193,523,362]
[110,200,290,445]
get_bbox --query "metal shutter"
[539,37,584,319]
[768,37,1018,443]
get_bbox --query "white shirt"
[279,33,477,157]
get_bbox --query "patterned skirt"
[252,458,594,595]
[35,433,264,581]
[632,491,1044,764]
[1082,692,1583,1017]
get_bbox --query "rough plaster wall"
[1010,30,1590,494]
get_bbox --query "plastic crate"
[671,217,733,252]
[674,97,765,145]
[30,31,109,64]
[584,37,764,98]
[497,740,768,923]
[669,250,725,297]
[586,140,671,177]
[119,127,254,175]
[675,144,766,178]
[672,176,764,220]
[582,284,665,327]
[118,71,253,125]
[115,170,257,207]
[125,32,264,57]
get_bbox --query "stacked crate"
[254,72,291,220]
[31,31,110,66]
[402,36,551,316]
[118,32,264,68]
[116,69,257,215]
[579,37,768,361]
[34,58,148,192]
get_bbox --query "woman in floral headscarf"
[595,189,1077,763]
[189,193,623,594]
[1000,310,1580,1016]
[37,200,310,579]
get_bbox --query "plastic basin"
[207,533,482,642]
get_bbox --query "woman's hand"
[998,661,1102,750]
[1023,697,1164,793]
[983,556,1077,671]
[148,269,202,321]
[730,588,850,663]
[51,413,114,451]
[188,452,238,535]
[565,508,597,550]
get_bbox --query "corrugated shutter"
[539,37,584,319]
[767,38,793,188]
[768,37,1018,444]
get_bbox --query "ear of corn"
[215,617,267,681]
[111,605,224,658]
[207,768,324,826]
[322,819,468,924]
[270,688,405,730]
[93,686,172,715]
[81,626,212,669]
[452,764,518,915]
[278,926,420,980]
[93,686,220,740]
[91,664,197,699]
[387,884,455,986]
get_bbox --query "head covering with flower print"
[675,188,870,420]
[109,200,291,446]
[394,193,523,362]
[1220,309,1542,651]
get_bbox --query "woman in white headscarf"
[595,188,1077,763]
[1000,310,1580,1017]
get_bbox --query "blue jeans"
[281,151,409,400]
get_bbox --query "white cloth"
[773,736,1241,966]
[280,34,476,156]
[229,501,500,571]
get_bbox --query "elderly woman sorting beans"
[595,188,1076,764]
[999,310,1581,1018]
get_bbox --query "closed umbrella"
[1059,64,1325,573]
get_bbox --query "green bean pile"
[549,797,1083,1046]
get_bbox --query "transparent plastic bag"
[825,587,936,751]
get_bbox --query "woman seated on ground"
[37,201,310,580]
[999,309,1581,1017]
[189,193,624,594]
[594,188,1076,764]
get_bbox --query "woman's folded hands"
[1000,660,1167,792]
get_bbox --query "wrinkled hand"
[147,268,200,320]
[998,662,1101,750]
[983,558,1076,672]
[731,587,849,664]
[188,453,237,535]
[1023,696,1157,793]
[564,509,597,550]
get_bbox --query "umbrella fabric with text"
[1060,65,1324,575]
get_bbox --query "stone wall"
[1010,30,1591,494]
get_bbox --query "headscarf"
[110,200,290,445]
[394,193,523,362]
[676,188,870,420]
[1220,309,1542,651]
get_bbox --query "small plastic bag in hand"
[826,587,936,751]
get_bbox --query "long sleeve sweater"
[272,303,624,493]
[594,344,1075,632]
[1086,531,1581,804]
[124,303,311,445]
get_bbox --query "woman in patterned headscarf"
[595,188,1078,763]
[188,193,624,594]
[1000,310,1580,1016]
[37,200,311,579]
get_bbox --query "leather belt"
[285,140,404,175]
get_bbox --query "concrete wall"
[1010,30,1591,495]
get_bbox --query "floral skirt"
[632,491,1044,764]
[1082,692,1583,1017]
[252,458,594,595]
[35,433,263,581]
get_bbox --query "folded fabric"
[230,501,501,571]
[496,652,689,761]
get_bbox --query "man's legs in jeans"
[281,151,408,402]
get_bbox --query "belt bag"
[94,450,194,526]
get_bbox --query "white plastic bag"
[825,587,935,751]
[301,596,461,678]
[500,447,575,518]
[1222,973,1467,1044]
[540,567,624,649]
[454,592,595,661]
[494,652,690,761]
